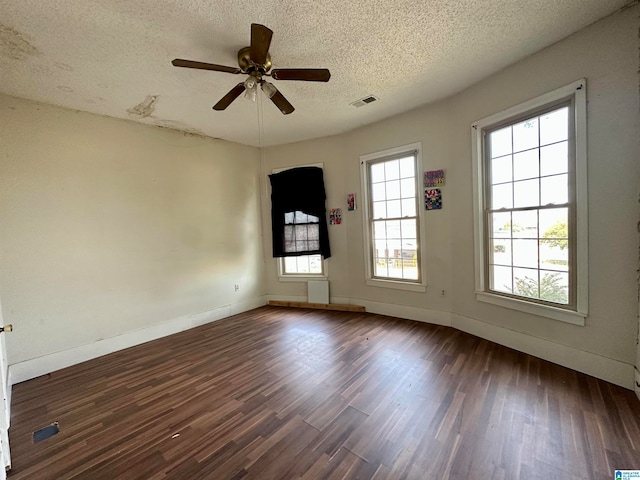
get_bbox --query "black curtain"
[269,166,331,258]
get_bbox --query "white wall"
[0,95,266,371]
[262,7,639,387]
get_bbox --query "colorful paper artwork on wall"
[424,169,445,187]
[425,189,442,210]
[329,208,342,225]
[347,193,356,211]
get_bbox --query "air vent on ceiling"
[350,95,379,108]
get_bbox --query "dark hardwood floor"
[8,306,640,479]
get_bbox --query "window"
[472,80,587,325]
[361,143,425,292]
[271,165,328,279]
[282,254,324,276]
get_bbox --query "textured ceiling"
[1,0,630,147]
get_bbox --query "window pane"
[373,201,386,219]
[491,155,512,184]
[308,255,323,274]
[512,239,538,268]
[374,258,388,277]
[399,157,414,178]
[540,141,568,177]
[374,240,387,257]
[490,238,511,266]
[539,208,567,235]
[539,271,569,304]
[400,178,415,198]
[388,240,402,258]
[385,160,400,181]
[284,212,294,224]
[295,211,309,223]
[387,220,401,239]
[401,199,416,217]
[540,107,568,146]
[513,268,539,299]
[513,118,538,152]
[387,258,403,278]
[490,265,513,294]
[386,180,401,200]
[283,254,323,275]
[371,163,385,183]
[513,178,539,208]
[491,183,513,209]
[296,256,310,273]
[540,239,568,271]
[490,212,512,239]
[511,210,537,238]
[513,149,539,181]
[541,174,568,205]
[373,221,386,239]
[401,219,416,238]
[283,257,297,273]
[490,127,512,158]
[371,182,386,201]
[387,200,401,218]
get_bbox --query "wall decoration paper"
[347,193,356,211]
[424,169,445,187]
[425,189,442,210]
[329,208,342,224]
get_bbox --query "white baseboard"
[349,298,452,327]
[9,296,268,385]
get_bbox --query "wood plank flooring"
[8,306,640,479]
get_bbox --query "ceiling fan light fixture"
[261,81,277,99]
[243,76,259,102]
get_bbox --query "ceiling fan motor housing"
[238,47,272,73]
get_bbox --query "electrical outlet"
[441,289,446,296]
[234,284,240,292]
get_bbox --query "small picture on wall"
[425,189,442,210]
[347,193,356,211]
[424,169,445,187]
[329,208,342,225]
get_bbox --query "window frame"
[471,79,588,325]
[360,142,427,292]
[272,164,328,281]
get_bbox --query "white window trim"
[471,79,588,326]
[272,163,329,281]
[360,142,427,293]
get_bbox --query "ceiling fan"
[172,23,331,115]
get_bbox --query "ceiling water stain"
[152,119,206,137]
[127,95,159,118]
[0,24,39,60]
[56,86,73,92]
[53,62,73,71]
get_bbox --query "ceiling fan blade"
[271,68,331,82]
[250,24,273,65]
[269,87,295,115]
[213,83,246,110]
[172,59,241,74]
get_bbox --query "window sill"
[279,274,327,283]
[366,278,426,293]
[475,291,586,326]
